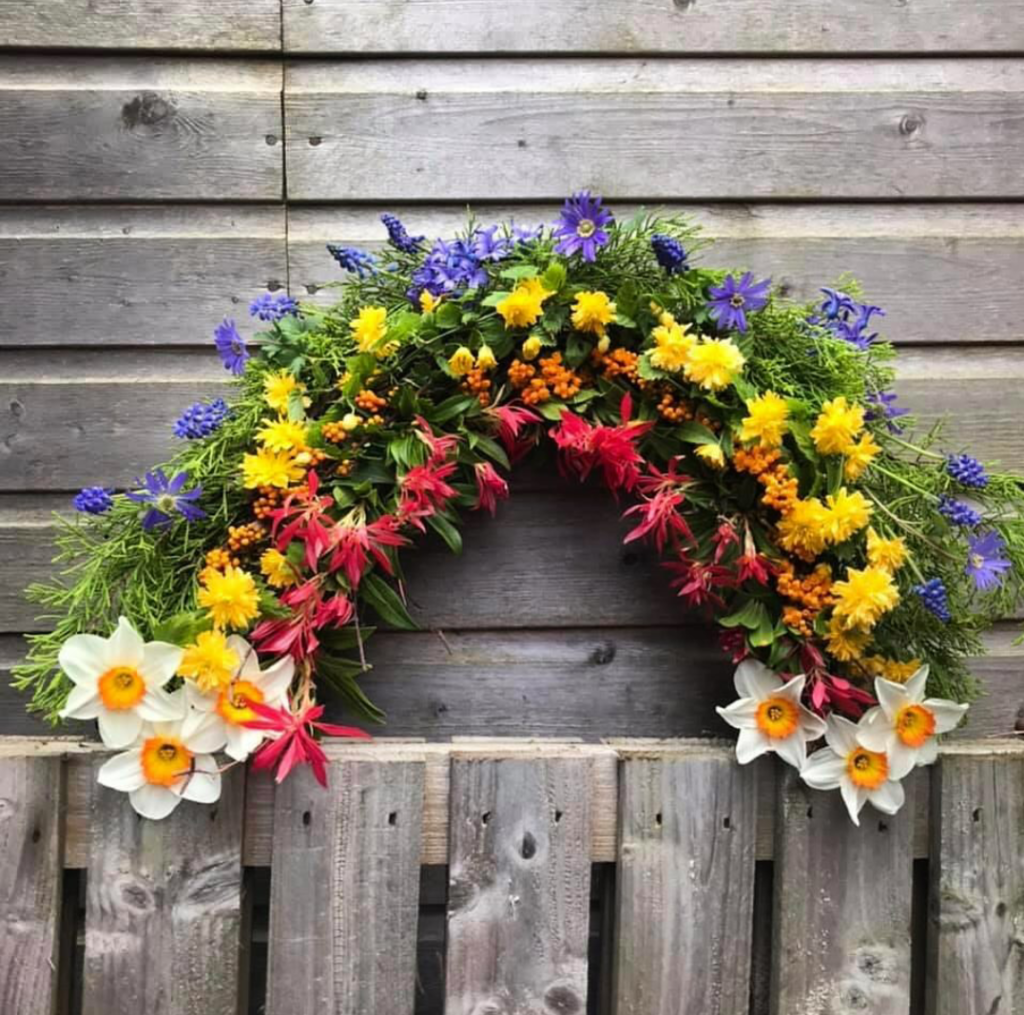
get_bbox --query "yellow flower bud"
[449,346,475,377]
[341,412,361,432]
[596,335,611,354]
[476,344,498,371]
[696,443,726,469]
[521,336,542,361]
[419,290,442,313]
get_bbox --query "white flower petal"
[185,680,217,713]
[801,749,846,790]
[182,712,228,755]
[256,655,295,699]
[137,688,187,723]
[875,679,909,721]
[97,708,143,750]
[108,616,145,667]
[139,641,184,689]
[97,750,146,792]
[129,783,182,820]
[58,634,110,687]
[869,779,906,816]
[777,673,807,703]
[716,699,759,730]
[734,659,779,701]
[924,699,969,734]
[228,636,259,678]
[824,715,860,758]
[887,741,918,781]
[840,780,867,825]
[798,707,828,742]
[916,738,940,767]
[735,727,770,765]
[225,725,263,762]
[773,731,808,771]
[59,684,101,720]
[905,665,930,702]
[177,757,222,804]
[856,708,892,752]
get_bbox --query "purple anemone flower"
[966,531,1012,591]
[126,470,205,530]
[552,191,613,262]
[706,273,771,333]
[864,390,909,434]
[214,318,249,376]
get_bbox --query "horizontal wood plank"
[0,58,283,201]
[0,0,281,51]
[290,203,1024,347]
[282,0,1024,54]
[0,206,287,347]
[285,60,1024,201]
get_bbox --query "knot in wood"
[121,92,177,130]
[589,642,616,666]
[118,876,155,913]
[899,113,924,136]
[0,797,15,821]
[673,0,696,9]
[544,984,582,1014]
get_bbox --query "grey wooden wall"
[2,3,1024,738]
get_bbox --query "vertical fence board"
[927,749,1024,1014]
[0,755,63,1015]
[612,750,757,1015]
[771,767,920,1015]
[445,755,593,1015]
[81,763,245,1015]
[266,757,426,1015]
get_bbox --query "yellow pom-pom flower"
[198,565,260,630]
[496,279,552,329]
[831,565,900,631]
[866,527,908,573]
[649,317,695,374]
[571,290,617,338]
[242,447,305,489]
[684,337,746,391]
[825,615,870,662]
[844,432,881,481]
[740,391,789,448]
[696,443,726,469]
[350,306,388,354]
[260,548,298,589]
[257,418,308,452]
[810,396,864,456]
[860,656,923,683]
[448,346,475,377]
[776,497,831,558]
[825,487,873,544]
[521,336,542,361]
[264,371,305,414]
[178,630,240,694]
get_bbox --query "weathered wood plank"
[0,59,283,201]
[0,0,281,50]
[289,203,1024,346]
[282,0,1024,54]
[0,206,287,347]
[445,755,594,1015]
[926,749,1024,1014]
[81,762,245,1015]
[613,751,757,1015]
[266,758,425,1015]
[0,755,63,1015]
[285,60,1024,201]
[771,767,922,1015]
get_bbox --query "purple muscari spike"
[326,245,377,278]
[914,578,951,622]
[249,292,299,322]
[651,234,689,275]
[73,487,113,515]
[380,213,424,254]
[174,399,229,440]
[946,453,988,489]
[937,495,982,528]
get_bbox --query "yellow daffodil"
[696,443,726,469]
[825,615,870,662]
[776,497,831,559]
[740,391,789,448]
[571,290,616,337]
[811,396,864,456]
[419,290,442,313]
[860,656,924,683]
[684,337,746,391]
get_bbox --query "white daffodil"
[802,714,905,825]
[857,666,968,779]
[180,635,294,761]
[58,616,184,749]
[97,694,222,820]
[716,660,828,771]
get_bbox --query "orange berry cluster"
[657,391,694,423]
[508,359,536,389]
[461,367,492,407]
[321,421,349,444]
[335,459,355,477]
[595,347,639,383]
[759,463,799,514]
[205,546,240,570]
[355,389,388,413]
[733,445,780,477]
[252,487,283,521]
[777,561,834,636]
[228,522,266,554]
[539,353,582,400]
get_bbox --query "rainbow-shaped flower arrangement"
[16,193,1024,824]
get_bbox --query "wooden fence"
[2,736,1023,1015]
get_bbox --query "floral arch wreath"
[16,193,1024,826]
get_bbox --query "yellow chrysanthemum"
[257,418,308,452]
[448,346,475,377]
[860,655,923,683]
[866,527,908,573]
[350,305,388,354]
[776,497,831,558]
[831,565,900,631]
[264,371,305,414]
[684,337,746,392]
[260,548,298,589]
[740,391,789,448]
[649,318,696,374]
[696,443,726,469]
[571,290,616,338]
[198,565,260,630]
[825,615,870,662]
[844,432,881,481]
[242,447,305,489]
[476,344,497,371]
[521,336,542,361]
[496,280,552,329]
[810,396,864,456]
[178,630,240,695]
[419,290,442,313]
[825,487,873,545]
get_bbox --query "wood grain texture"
[266,758,425,1015]
[0,755,63,1015]
[926,749,1024,1014]
[613,751,758,1015]
[771,767,922,1015]
[289,203,1024,346]
[445,755,594,1015]
[0,59,283,201]
[81,762,245,1015]
[0,0,281,51]
[0,206,287,347]
[282,0,1024,53]
[284,60,1024,201]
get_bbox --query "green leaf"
[314,652,385,724]
[675,421,719,446]
[258,588,292,619]
[615,280,639,320]
[500,265,539,282]
[435,302,463,328]
[537,400,569,422]
[470,433,510,469]
[788,418,820,465]
[151,611,212,647]
[428,394,478,425]
[718,599,768,630]
[361,573,419,630]
[732,375,757,403]
[427,512,463,555]
[565,331,592,369]
[614,312,637,329]
[540,261,567,292]
[637,354,669,382]
[286,388,307,422]
[749,615,778,648]
[480,291,509,308]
